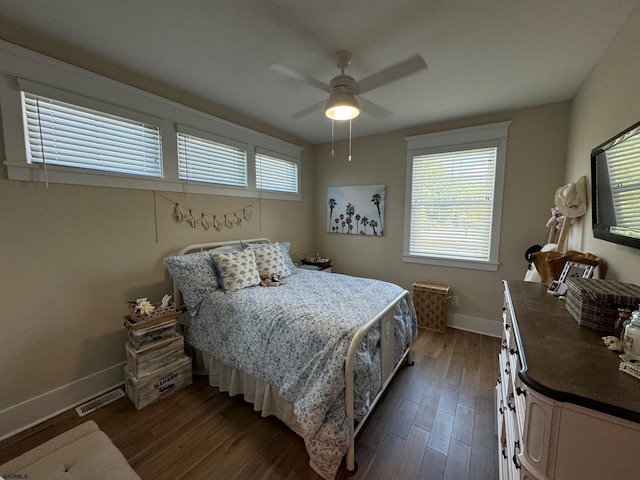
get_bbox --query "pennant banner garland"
[174,203,254,231]
[154,191,257,231]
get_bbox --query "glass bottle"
[616,307,633,339]
[623,310,640,356]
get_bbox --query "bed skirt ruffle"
[193,348,305,438]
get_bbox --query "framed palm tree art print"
[327,185,385,235]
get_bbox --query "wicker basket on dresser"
[123,312,192,410]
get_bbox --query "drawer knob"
[513,440,521,469]
[516,386,527,397]
[512,454,521,469]
[510,347,518,356]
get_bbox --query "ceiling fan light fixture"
[325,92,360,120]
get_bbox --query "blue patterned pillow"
[210,248,261,292]
[164,251,219,312]
[247,242,292,278]
[279,242,297,273]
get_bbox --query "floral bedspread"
[186,269,417,479]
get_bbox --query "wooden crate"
[125,334,184,377]
[124,355,192,410]
[124,313,179,349]
[412,282,450,333]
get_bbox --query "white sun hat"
[554,175,588,218]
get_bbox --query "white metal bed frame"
[170,238,414,474]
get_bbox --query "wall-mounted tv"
[591,120,640,249]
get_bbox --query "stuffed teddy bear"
[546,206,565,230]
[602,336,624,352]
[260,271,282,287]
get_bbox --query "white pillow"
[210,248,261,292]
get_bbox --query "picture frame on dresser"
[558,261,594,282]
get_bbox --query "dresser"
[497,280,640,480]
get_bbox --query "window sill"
[5,161,302,201]
[402,253,499,271]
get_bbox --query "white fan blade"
[291,99,325,119]
[269,63,330,92]
[355,54,427,95]
[358,97,393,118]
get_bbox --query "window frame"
[403,121,511,271]
[21,87,164,178]
[255,148,299,194]
[0,40,302,201]
[176,124,249,188]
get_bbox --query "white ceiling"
[0,0,638,144]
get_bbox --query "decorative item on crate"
[128,294,177,323]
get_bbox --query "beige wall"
[564,5,640,283]
[314,102,571,324]
[0,46,315,416]
[0,174,315,415]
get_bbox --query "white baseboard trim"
[448,313,502,338]
[0,362,125,441]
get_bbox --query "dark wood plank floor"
[0,328,500,480]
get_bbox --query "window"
[22,91,162,177]
[177,129,247,187]
[403,122,511,271]
[606,129,640,231]
[0,43,302,200]
[256,151,299,193]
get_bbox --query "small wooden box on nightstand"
[412,282,450,333]
[301,258,332,272]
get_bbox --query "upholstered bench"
[0,420,140,479]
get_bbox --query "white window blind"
[177,132,247,187]
[256,152,298,193]
[409,147,497,262]
[606,130,640,232]
[21,92,162,177]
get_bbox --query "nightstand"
[123,313,192,409]
[301,258,332,272]
[298,264,332,273]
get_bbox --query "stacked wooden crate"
[123,313,192,410]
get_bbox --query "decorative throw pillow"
[163,251,219,313]
[210,248,261,292]
[278,242,298,273]
[249,242,292,278]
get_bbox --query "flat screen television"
[591,120,640,249]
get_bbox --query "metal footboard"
[344,289,414,472]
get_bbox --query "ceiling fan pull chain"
[348,118,352,161]
[331,119,335,157]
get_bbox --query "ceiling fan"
[272,50,428,120]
